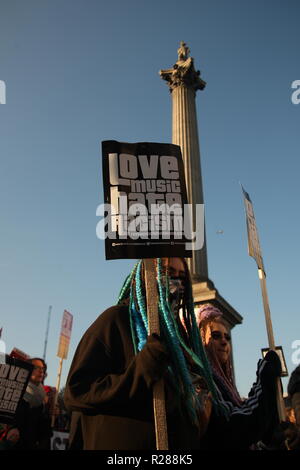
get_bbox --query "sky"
[0,0,299,399]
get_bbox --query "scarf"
[23,382,46,408]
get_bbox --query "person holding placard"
[186,303,284,450]
[0,356,33,450]
[20,358,52,449]
[64,258,225,450]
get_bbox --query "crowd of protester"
[1,257,299,451]
[0,357,70,450]
[64,258,300,451]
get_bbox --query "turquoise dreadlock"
[118,258,229,421]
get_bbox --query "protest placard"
[0,355,33,424]
[51,431,69,450]
[101,140,194,260]
[57,310,73,360]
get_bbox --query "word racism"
[0,363,30,414]
[291,80,300,105]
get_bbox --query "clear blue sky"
[0,0,299,398]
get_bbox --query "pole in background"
[52,310,73,428]
[43,305,52,361]
[241,185,286,421]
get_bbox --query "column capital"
[160,41,206,92]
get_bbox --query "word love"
[109,153,180,185]
[0,364,29,383]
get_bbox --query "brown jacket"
[64,304,202,450]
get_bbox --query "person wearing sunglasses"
[196,305,242,406]
[192,303,283,450]
[18,358,52,449]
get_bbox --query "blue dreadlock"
[118,258,229,421]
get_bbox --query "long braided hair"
[118,258,228,423]
[199,315,243,406]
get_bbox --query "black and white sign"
[51,431,69,450]
[241,185,265,271]
[0,355,33,424]
[100,140,194,260]
[57,310,73,360]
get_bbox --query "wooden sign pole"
[144,258,169,450]
[242,187,286,422]
[258,268,286,422]
[51,357,63,428]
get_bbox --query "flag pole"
[43,305,52,361]
[144,258,169,450]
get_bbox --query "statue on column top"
[160,42,206,92]
[177,41,190,61]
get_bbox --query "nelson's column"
[160,42,242,329]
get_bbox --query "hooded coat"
[64,304,209,450]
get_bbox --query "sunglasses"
[33,366,46,372]
[211,331,231,342]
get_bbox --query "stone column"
[160,42,208,280]
[160,41,243,333]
